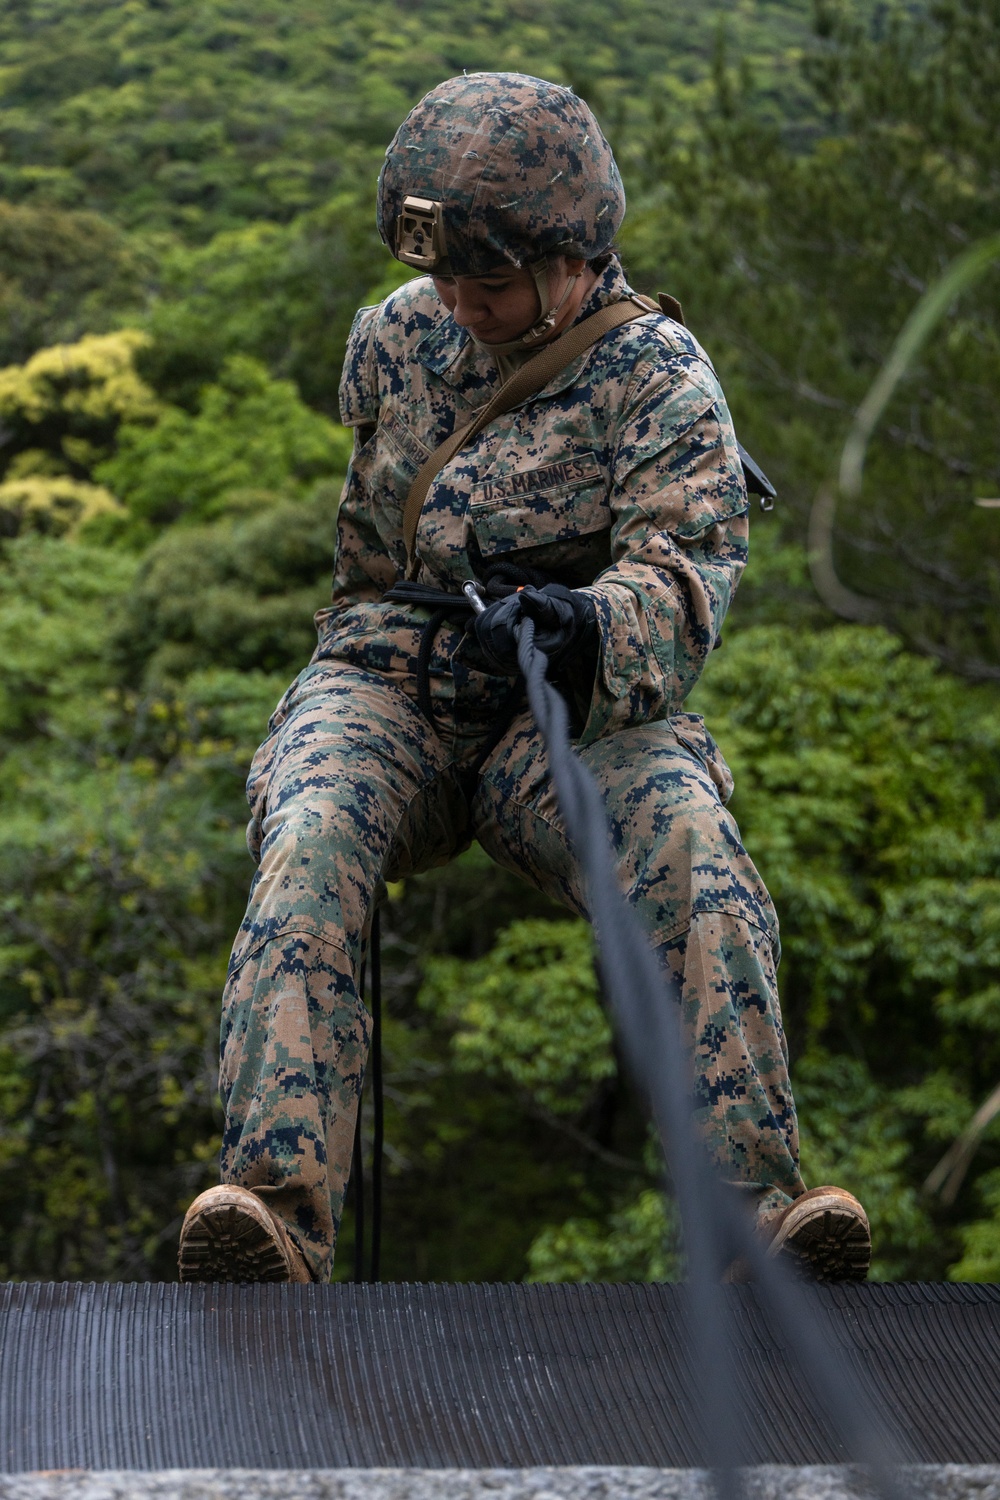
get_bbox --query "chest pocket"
[469,450,610,558]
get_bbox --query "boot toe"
[178,1185,310,1284]
[768,1186,871,1283]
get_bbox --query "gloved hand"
[473,583,597,676]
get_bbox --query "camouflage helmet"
[376,72,625,277]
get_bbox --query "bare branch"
[524,1097,644,1174]
[925,1080,1000,1204]
[807,481,882,623]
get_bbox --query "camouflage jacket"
[323,257,748,744]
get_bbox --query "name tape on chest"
[380,404,433,471]
[479,454,603,506]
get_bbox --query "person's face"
[432,257,579,343]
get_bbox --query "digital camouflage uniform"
[218,74,805,1284]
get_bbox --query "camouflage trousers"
[220,633,804,1282]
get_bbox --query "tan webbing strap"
[657,291,685,325]
[402,297,652,579]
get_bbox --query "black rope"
[370,905,383,1283]
[514,617,907,1498]
[359,571,538,1284]
[378,569,907,1492]
[352,955,367,1285]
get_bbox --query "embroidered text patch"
[478,453,603,506]
[380,405,430,470]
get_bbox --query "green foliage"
[0,473,121,539]
[97,354,351,533]
[419,919,614,1114]
[0,533,286,1278]
[0,201,146,367]
[139,196,405,414]
[0,534,135,742]
[0,0,820,412]
[0,331,350,545]
[793,1052,934,1281]
[693,623,999,1045]
[621,0,1000,671]
[0,0,815,235]
[0,329,157,432]
[399,622,1000,1282]
[691,622,1000,1276]
[334,849,647,1283]
[0,330,159,484]
[114,488,340,685]
[527,1189,681,1283]
[949,1171,1000,1281]
[0,753,231,1280]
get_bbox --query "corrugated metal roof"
[0,1282,997,1473]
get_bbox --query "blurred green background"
[0,0,998,1284]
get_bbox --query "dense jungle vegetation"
[0,0,997,1284]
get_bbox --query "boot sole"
[178,1201,291,1284]
[773,1202,871,1283]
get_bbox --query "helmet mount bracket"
[397,196,447,270]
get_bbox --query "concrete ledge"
[0,1470,999,1500]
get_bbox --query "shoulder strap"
[402,296,651,579]
[658,291,684,324]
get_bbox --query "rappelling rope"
[352,907,384,1285]
[368,574,907,1493]
[370,904,384,1284]
[512,614,906,1499]
[352,949,366,1286]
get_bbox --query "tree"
[0,201,145,367]
[0,330,157,537]
[622,0,1000,674]
[97,353,351,535]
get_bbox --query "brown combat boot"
[765,1185,871,1282]
[725,1185,871,1284]
[178,1185,312,1283]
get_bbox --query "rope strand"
[515,616,906,1497]
[352,955,367,1285]
[371,906,384,1283]
[375,572,905,1492]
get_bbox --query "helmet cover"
[377,72,625,276]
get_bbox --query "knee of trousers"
[245,667,446,895]
[582,737,778,949]
[243,732,464,965]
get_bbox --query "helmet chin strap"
[473,259,582,356]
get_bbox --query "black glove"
[474,583,597,676]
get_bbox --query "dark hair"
[547,243,617,270]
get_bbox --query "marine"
[177,72,871,1285]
